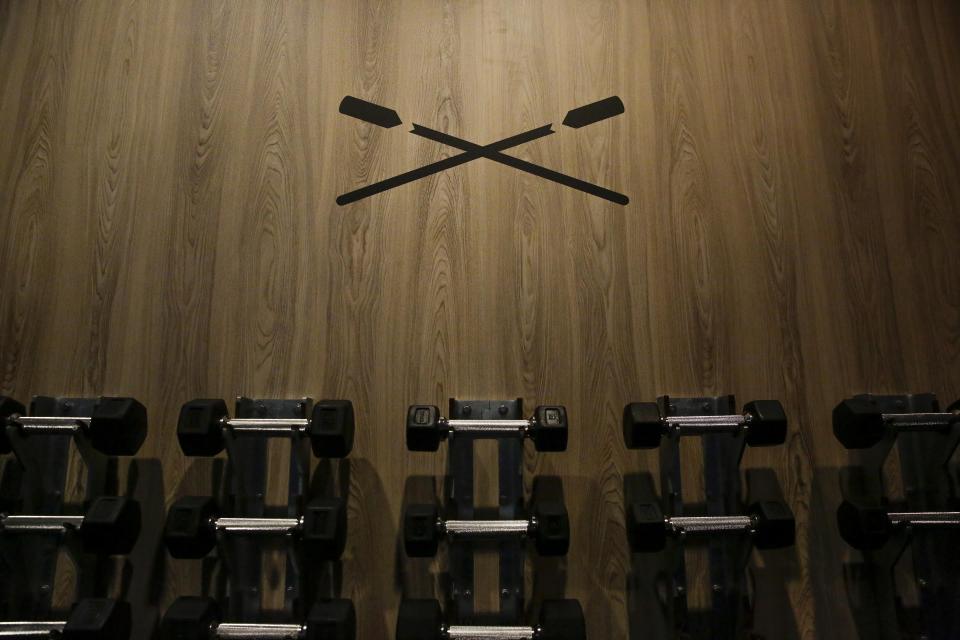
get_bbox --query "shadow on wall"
[549,470,615,640]
[332,455,391,640]
[123,458,166,639]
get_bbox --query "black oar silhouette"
[337,96,627,205]
[336,123,554,206]
[410,124,628,205]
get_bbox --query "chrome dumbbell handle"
[222,417,310,435]
[878,411,959,431]
[0,621,66,637]
[446,626,535,640]
[0,514,86,533]
[661,413,750,436]
[667,515,754,536]
[6,415,92,435]
[442,518,533,540]
[440,418,532,439]
[212,516,304,534]
[888,511,960,527]
[215,623,306,639]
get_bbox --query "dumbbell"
[397,598,585,640]
[163,495,346,560]
[837,500,960,550]
[161,596,355,640]
[406,405,568,452]
[177,399,354,457]
[0,396,147,456]
[404,501,569,557]
[0,598,131,639]
[0,395,25,453]
[626,500,795,552]
[832,397,960,449]
[622,400,787,449]
[0,496,141,554]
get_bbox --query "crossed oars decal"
[336,95,628,205]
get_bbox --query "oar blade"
[562,96,624,128]
[339,96,402,128]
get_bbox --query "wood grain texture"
[2,1,959,638]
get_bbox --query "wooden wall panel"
[1,1,959,638]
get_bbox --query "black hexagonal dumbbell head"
[160,596,221,640]
[164,496,218,559]
[626,500,667,552]
[63,598,131,640]
[177,399,229,456]
[403,503,440,557]
[749,500,796,549]
[832,397,887,449]
[622,402,663,449]
[87,397,148,456]
[407,405,442,451]
[533,500,570,556]
[309,400,355,458]
[305,599,356,640]
[0,395,26,454]
[396,599,443,640]
[836,500,893,550]
[530,406,568,451]
[302,497,347,561]
[539,599,587,640]
[80,496,141,555]
[743,400,788,446]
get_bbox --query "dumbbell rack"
[627,395,791,640]
[447,398,525,623]
[837,393,960,640]
[0,396,117,620]
[213,397,320,620]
